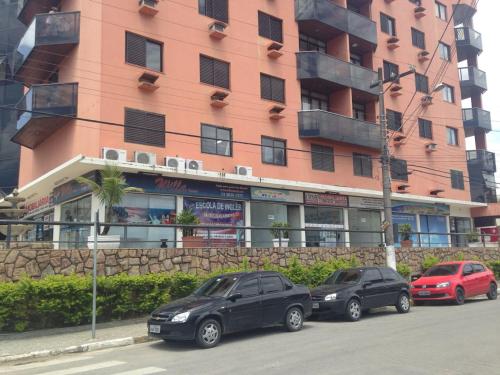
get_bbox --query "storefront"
[24,195,54,242]
[348,197,383,247]
[450,217,472,247]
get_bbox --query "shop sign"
[251,187,303,203]
[349,196,384,210]
[392,201,450,216]
[53,172,96,204]
[25,195,54,216]
[125,173,251,200]
[304,192,348,207]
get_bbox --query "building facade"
[8,0,485,248]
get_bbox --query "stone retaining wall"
[1,246,500,281]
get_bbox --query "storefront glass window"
[251,202,291,247]
[420,215,448,247]
[348,209,382,247]
[393,213,418,247]
[305,206,344,247]
[450,217,472,247]
[26,212,54,242]
[60,195,92,249]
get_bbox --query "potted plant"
[270,222,289,248]
[174,209,202,248]
[399,223,413,248]
[76,165,143,249]
[467,231,482,247]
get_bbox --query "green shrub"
[487,261,500,279]
[396,263,412,280]
[422,255,439,272]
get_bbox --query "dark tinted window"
[381,268,401,282]
[424,265,459,276]
[383,61,399,81]
[236,278,260,297]
[390,158,408,181]
[126,32,163,72]
[260,73,285,103]
[411,28,426,49]
[418,118,433,139]
[195,276,239,297]
[473,264,485,273]
[261,276,284,294]
[201,124,232,156]
[124,108,165,147]
[415,73,429,93]
[299,33,326,53]
[200,55,230,89]
[262,136,286,165]
[353,153,372,177]
[198,0,228,23]
[311,144,334,172]
[451,170,464,190]
[380,13,396,36]
[463,263,473,275]
[387,110,402,132]
[325,269,362,285]
[363,269,384,282]
[258,11,283,43]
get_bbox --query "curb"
[0,335,159,365]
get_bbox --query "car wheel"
[396,293,411,314]
[195,319,221,349]
[345,299,362,322]
[487,283,498,300]
[454,287,465,305]
[285,307,304,332]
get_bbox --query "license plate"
[418,291,431,296]
[312,302,320,309]
[149,324,161,334]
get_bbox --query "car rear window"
[380,267,402,282]
[424,265,459,276]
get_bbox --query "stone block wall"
[1,246,500,281]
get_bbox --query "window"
[439,42,451,61]
[201,124,232,156]
[260,73,285,103]
[451,170,465,190]
[415,73,429,93]
[124,108,165,147]
[262,136,286,166]
[363,269,384,283]
[301,90,328,111]
[435,1,447,20]
[261,276,284,294]
[411,28,426,49]
[350,53,362,66]
[299,33,326,53]
[198,0,228,23]
[200,55,230,89]
[258,11,283,43]
[418,118,433,139]
[311,144,334,172]
[236,278,259,298]
[353,153,372,177]
[463,263,473,275]
[125,32,163,72]
[390,158,408,181]
[387,110,402,132]
[472,264,485,273]
[380,13,396,36]
[447,127,458,145]
[380,268,401,282]
[383,61,399,82]
[442,84,454,103]
[352,102,366,121]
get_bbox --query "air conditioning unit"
[186,159,204,171]
[165,156,186,171]
[425,143,438,152]
[134,151,156,165]
[209,21,227,39]
[102,148,127,162]
[235,165,253,177]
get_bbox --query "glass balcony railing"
[466,150,496,174]
[458,66,487,99]
[455,27,482,62]
[298,110,381,150]
[462,108,491,137]
[12,82,78,149]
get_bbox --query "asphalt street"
[2,298,500,375]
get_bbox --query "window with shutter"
[258,11,283,43]
[260,73,285,103]
[387,110,402,132]
[353,153,372,177]
[311,144,334,172]
[390,158,408,181]
[124,108,165,147]
[411,28,426,49]
[451,170,464,190]
[125,32,162,72]
[418,118,433,139]
[199,0,228,23]
[415,73,429,93]
[200,55,230,89]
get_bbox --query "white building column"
[245,201,252,248]
[53,204,61,250]
[176,195,183,248]
[416,214,422,247]
[299,205,306,247]
[446,216,452,248]
[343,208,350,248]
[90,193,105,237]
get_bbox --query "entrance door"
[349,209,382,247]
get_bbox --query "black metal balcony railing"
[12,82,78,149]
[295,0,377,49]
[455,27,482,62]
[462,108,491,137]
[298,109,381,150]
[452,3,477,26]
[297,51,378,97]
[17,0,63,25]
[14,11,80,84]
[458,66,487,99]
[466,150,496,174]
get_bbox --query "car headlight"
[171,311,190,323]
[325,293,337,301]
[436,282,451,288]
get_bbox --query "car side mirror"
[285,283,293,290]
[227,292,242,301]
[411,274,421,282]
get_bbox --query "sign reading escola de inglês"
[250,187,304,203]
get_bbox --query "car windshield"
[324,269,362,285]
[194,276,239,297]
[424,265,459,277]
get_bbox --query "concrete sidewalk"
[0,317,157,364]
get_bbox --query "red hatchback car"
[411,261,497,305]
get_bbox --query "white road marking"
[2,356,94,372]
[35,360,125,375]
[114,367,166,375]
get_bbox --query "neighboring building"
[8,0,484,248]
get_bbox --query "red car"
[411,261,497,305]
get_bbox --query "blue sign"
[53,172,96,204]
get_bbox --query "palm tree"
[76,165,143,235]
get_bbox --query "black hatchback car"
[148,271,312,348]
[310,267,410,321]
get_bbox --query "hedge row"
[488,261,500,279]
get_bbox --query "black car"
[310,267,410,321]
[148,271,312,348]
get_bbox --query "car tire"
[454,286,465,305]
[285,307,304,332]
[345,299,362,322]
[195,319,221,349]
[396,293,411,314]
[487,283,498,300]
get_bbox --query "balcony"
[17,0,62,25]
[459,66,487,99]
[297,51,378,98]
[298,110,381,150]
[452,3,476,26]
[12,83,78,149]
[463,108,491,137]
[467,150,496,174]
[13,11,80,85]
[295,0,377,51]
[455,27,482,62]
